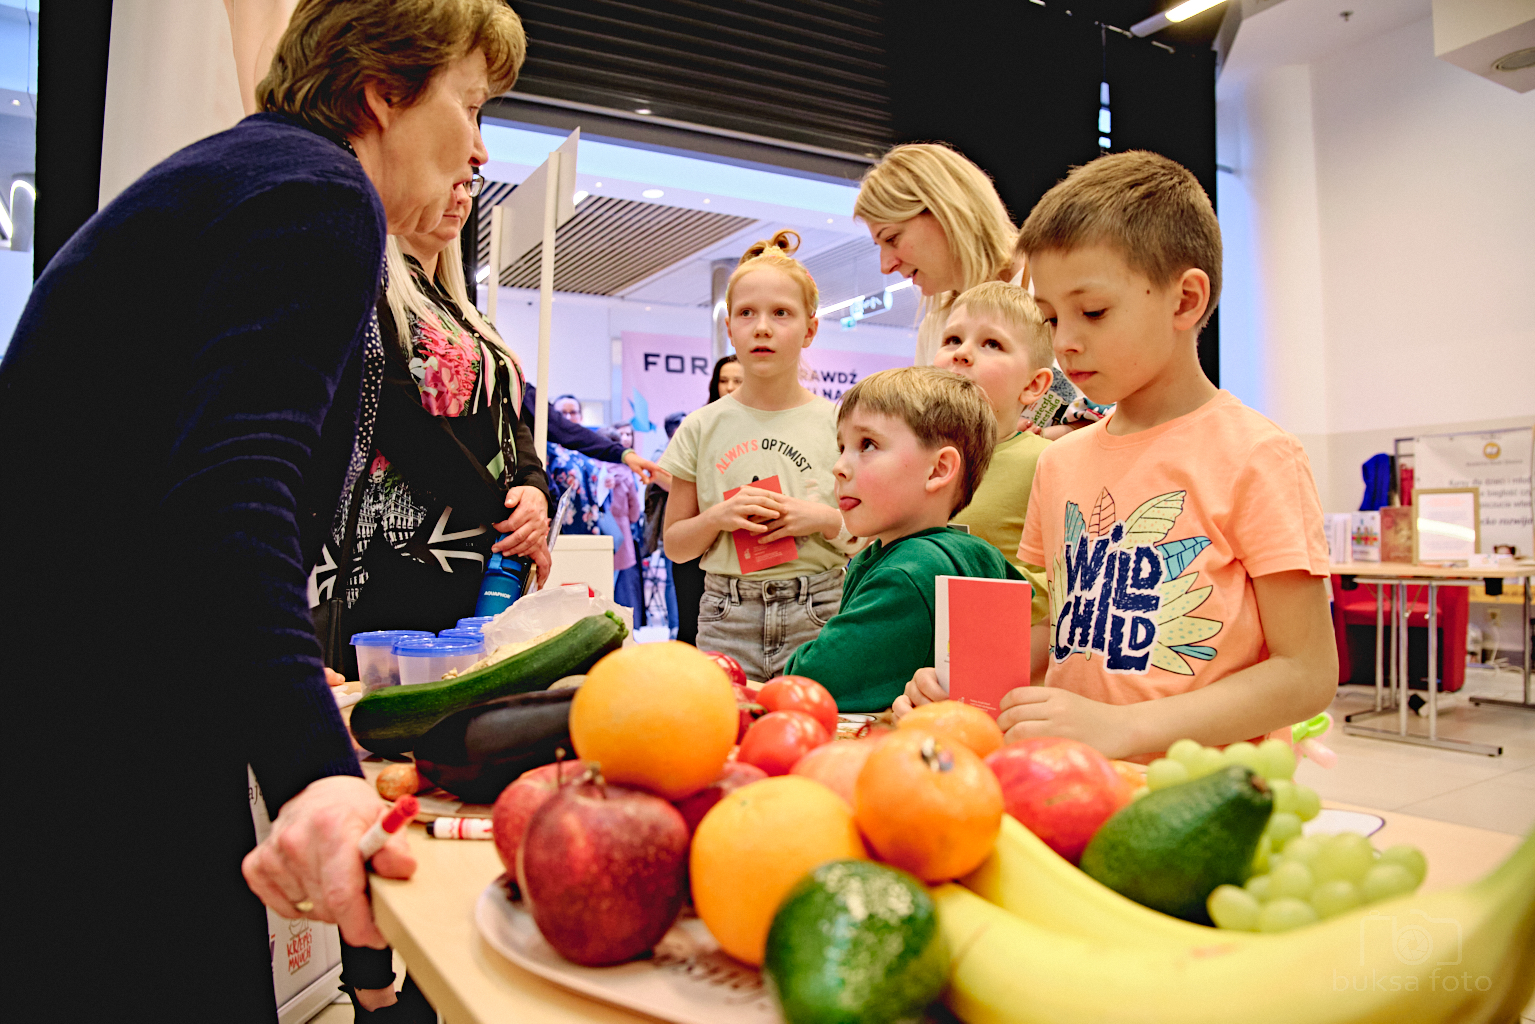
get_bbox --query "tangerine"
[569,642,737,800]
[897,699,1005,758]
[855,728,1003,882]
[690,775,867,965]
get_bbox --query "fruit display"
[517,768,691,966]
[349,612,626,755]
[789,735,881,807]
[412,688,574,803]
[756,675,840,735]
[1208,832,1428,933]
[896,700,1005,758]
[672,760,768,836]
[690,774,868,965]
[854,729,1003,883]
[568,641,738,800]
[764,860,949,1024]
[1080,765,1273,923]
[738,710,831,776]
[937,828,1535,1024]
[985,737,1136,863]
[490,759,586,876]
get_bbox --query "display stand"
[1332,562,1534,757]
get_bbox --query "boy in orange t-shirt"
[894,152,1337,762]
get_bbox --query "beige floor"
[309,664,1535,1024]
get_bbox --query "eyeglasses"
[466,172,486,199]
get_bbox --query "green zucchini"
[349,612,626,756]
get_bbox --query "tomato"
[757,675,839,735]
[702,651,748,689]
[733,683,760,742]
[737,711,830,777]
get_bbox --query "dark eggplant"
[413,688,575,804]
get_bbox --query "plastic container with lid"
[437,628,488,654]
[457,616,496,630]
[351,630,433,692]
[393,636,483,686]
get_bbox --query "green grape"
[1256,738,1297,781]
[1250,834,1272,875]
[1257,897,1319,933]
[1360,863,1418,904]
[1269,859,1315,900]
[1294,784,1322,822]
[1309,879,1362,919]
[1281,835,1323,865]
[1207,884,1261,931]
[1223,741,1264,774]
[1167,738,1204,767]
[1377,845,1428,886]
[1146,757,1190,791]
[1267,811,1303,849]
[1129,786,1150,801]
[1268,779,1299,815]
[1189,747,1227,779]
[1314,832,1376,884]
[1244,873,1273,902]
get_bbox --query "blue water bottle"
[474,548,534,617]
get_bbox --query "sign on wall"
[1413,427,1534,557]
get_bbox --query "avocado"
[763,860,949,1024]
[1079,764,1273,924]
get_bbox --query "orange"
[690,775,867,965]
[855,728,1003,883]
[897,699,1005,758]
[1111,759,1148,797]
[569,642,737,800]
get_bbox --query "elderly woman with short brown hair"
[0,1,524,1017]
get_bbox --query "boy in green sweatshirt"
[784,367,1021,711]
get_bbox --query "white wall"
[1217,1,1535,512]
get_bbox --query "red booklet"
[723,475,799,574]
[934,575,1034,716]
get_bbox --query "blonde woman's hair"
[725,230,820,318]
[853,144,1018,320]
[257,0,525,139]
[949,281,1054,373]
[837,367,997,516]
[384,237,523,398]
[1017,151,1222,330]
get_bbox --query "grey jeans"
[696,567,844,683]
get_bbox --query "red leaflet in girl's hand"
[723,475,798,573]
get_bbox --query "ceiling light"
[635,108,652,115]
[827,218,834,223]
[9,99,18,106]
[1494,47,1535,72]
[1131,0,1226,35]
[476,266,490,283]
[572,190,589,204]
[594,182,602,188]
[641,188,664,199]
[703,198,710,203]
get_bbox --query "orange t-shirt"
[1019,391,1330,718]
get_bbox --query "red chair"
[1330,575,1468,692]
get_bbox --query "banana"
[962,814,1251,947]
[936,828,1535,1024]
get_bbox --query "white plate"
[475,877,781,1024]
[1303,808,1386,838]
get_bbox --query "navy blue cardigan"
[0,114,383,1014]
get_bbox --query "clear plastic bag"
[481,583,635,652]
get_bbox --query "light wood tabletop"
[369,806,1526,1024]
[1330,561,1535,580]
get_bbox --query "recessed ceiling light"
[635,108,652,115]
[1493,46,1535,72]
[9,99,18,106]
[594,182,602,188]
[642,188,664,199]
[572,190,589,204]
[645,306,651,311]
[827,218,834,223]
[703,198,710,204]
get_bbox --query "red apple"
[737,710,830,777]
[789,736,882,807]
[491,760,584,876]
[985,738,1135,864]
[702,650,748,689]
[518,777,691,966]
[673,760,768,835]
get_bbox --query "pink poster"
[801,348,909,403]
[619,331,712,461]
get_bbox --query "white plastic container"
[394,637,482,686]
[351,630,432,692]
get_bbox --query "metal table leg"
[1346,581,1399,725]
[1471,574,1535,712]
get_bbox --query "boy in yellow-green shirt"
[936,281,1057,681]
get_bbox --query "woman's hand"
[622,450,668,487]
[996,686,1133,759]
[756,495,842,544]
[709,485,783,535]
[493,486,549,556]
[891,667,949,721]
[241,775,416,949]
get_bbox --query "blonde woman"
[854,143,1024,366]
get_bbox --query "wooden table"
[1331,561,1535,756]
[369,805,1525,1024]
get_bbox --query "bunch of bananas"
[937,816,1535,1024]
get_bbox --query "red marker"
[358,794,418,860]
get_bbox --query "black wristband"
[339,941,396,990]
